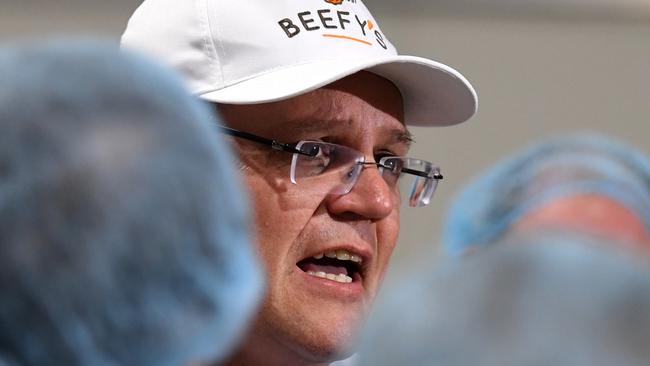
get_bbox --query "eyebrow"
[393,128,414,146]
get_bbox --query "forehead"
[217,72,408,143]
[517,194,650,241]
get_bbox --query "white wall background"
[380,14,650,266]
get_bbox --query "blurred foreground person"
[0,40,263,366]
[359,232,650,366]
[444,133,650,256]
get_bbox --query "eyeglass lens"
[383,157,439,207]
[290,141,439,207]
[291,141,365,195]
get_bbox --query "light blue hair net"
[360,232,650,366]
[0,40,263,366]
[443,133,650,256]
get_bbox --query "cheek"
[382,209,400,247]
[242,174,322,262]
[375,212,400,280]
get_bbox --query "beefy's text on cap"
[277,1,388,49]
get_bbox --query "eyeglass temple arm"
[217,126,313,156]
[365,161,443,180]
[402,167,443,180]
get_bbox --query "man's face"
[218,71,408,363]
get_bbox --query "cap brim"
[199,55,477,127]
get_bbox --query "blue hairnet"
[0,39,263,366]
[360,231,650,366]
[443,133,650,256]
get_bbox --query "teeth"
[338,273,353,283]
[307,271,353,283]
[336,250,350,261]
[312,249,363,264]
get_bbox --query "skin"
[514,193,650,252]
[216,71,409,366]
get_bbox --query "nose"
[325,164,396,220]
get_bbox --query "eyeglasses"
[218,126,442,207]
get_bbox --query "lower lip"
[293,265,365,300]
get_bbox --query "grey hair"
[0,40,263,366]
[359,232,650,366]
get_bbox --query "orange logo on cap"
[325,0,344,5]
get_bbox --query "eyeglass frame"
[217,125,443,206]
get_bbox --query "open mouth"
[297,249,363,284]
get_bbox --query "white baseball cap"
[121,0,478,126]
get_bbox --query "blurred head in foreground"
[0,40,263,366]
[443,133,650,257]
[359,232,650,366]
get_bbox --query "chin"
[289,323,361,363]
[266,304,366,363]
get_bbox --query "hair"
[359,231,650,366]
[0,40,263,366]
[443,133,650,256]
